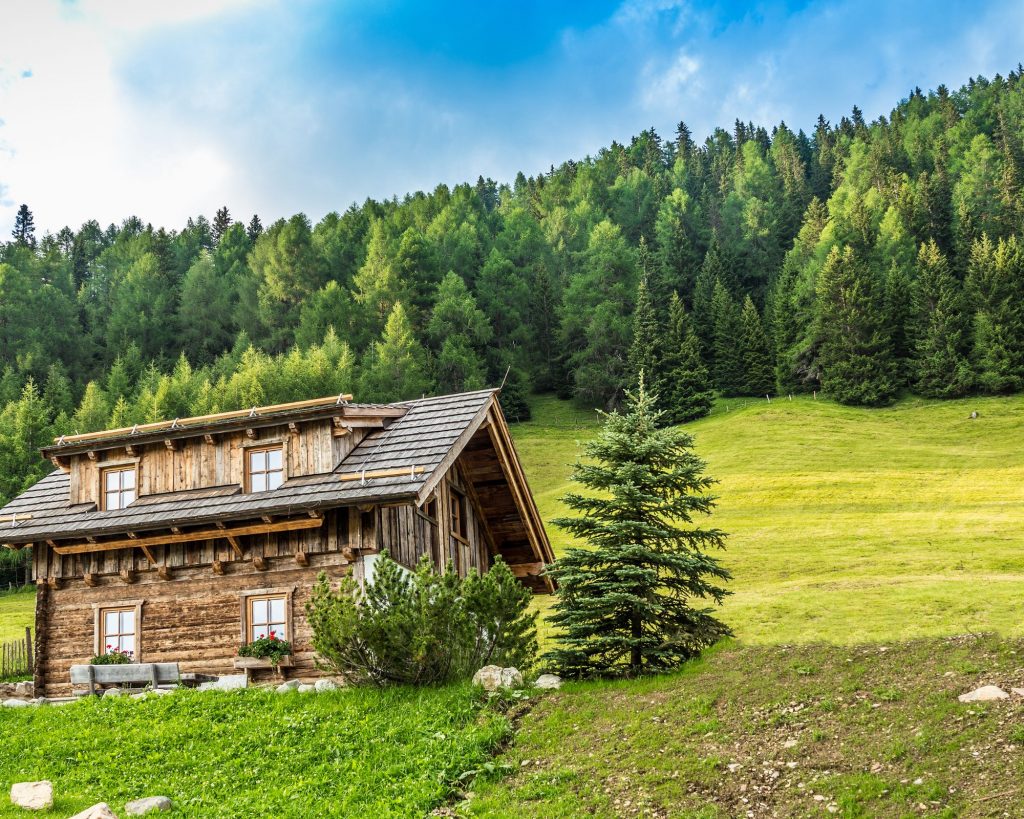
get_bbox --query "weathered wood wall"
[68,421,367,507]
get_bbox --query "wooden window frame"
[92,600,143,660]
[239,587,294,644]
[244,444,286,493]
[450,487,468,544]
[100,464,137,511]
[421,495,438,522]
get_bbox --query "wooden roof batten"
[41,394,407,457]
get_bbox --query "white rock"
[125,795,173,815]
[209,675,247,691]
[3,698,31,707]
[783,739,798,749]
[10,781,53,811]
[276,679,301,693]
[297,684,315,693]
[14,681,33,697]
[472,665,523,691]
[1011,687,1024,698]
[67,803,119,819]
[314,679,339,692]
[103,687,124,698]
[130,693,148,701]
[534,674,562,690]
[958,685,1009,703]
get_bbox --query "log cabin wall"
[33,507,362,698]
[68,420,366,507]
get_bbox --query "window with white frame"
[102,466,136,510]
[246,446,284,492]
[247,594,288,642]
[100,606,137,657]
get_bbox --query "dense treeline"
[2,67,1024,503]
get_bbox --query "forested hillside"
[1,67,1024,507]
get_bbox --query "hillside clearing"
[0,588,33,643]
[0,684,508,818]
[512,394,1024,645]
[467,634,1024,817]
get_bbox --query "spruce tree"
[358,302,431,402]
[246,214,264,243]
[966,234,1024,393]
[212,206,232,243]
[627,276,663,394]
[739,296,774,395]
[816,245,898,405]
[913,240,974,397]
[662,293,713,423]
[711,280,745,396]
[11,205,36,249]
[544,382,731,678]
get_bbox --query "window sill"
[233,655,293,670]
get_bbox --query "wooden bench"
[70,663,180,696]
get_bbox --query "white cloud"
[641,52,701,112]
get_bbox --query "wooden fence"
[1,628,33,680]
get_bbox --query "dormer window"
[247,446,284,492]
[102,466,136,511]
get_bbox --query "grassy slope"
[467,635,1024,817]
[0,588,34,643]
[0,685,509,819]
[512,393,1024,644]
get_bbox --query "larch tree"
[711,280,745,396]
[967,234,1024,393]
[358,302,431,402]
[544,381,732,678]
[426,271,492,393]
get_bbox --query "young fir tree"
[711,280,745,396]
[661,293,713,423]
[627,276,664,395]
[816,245,898,405]
[544,381,732,678]
[739,296,774,396]
[913,240,974,397]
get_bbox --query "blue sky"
[1,0,1023,236]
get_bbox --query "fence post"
[26,627,32,674]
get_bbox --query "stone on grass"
[472,666,523,692]
[10,780,53,811]
[103,687,123,698]
[67,803,119,819]
[3,698,31,708]
[276,679,301,693]
[125,795,173,815]
[534,674,562,690]
[314,679,339,692]
[1011,687,1024,698]
[198,674,248,692]
[958,685,1009,703]
[297,684,315,693]
[14,681,33,697]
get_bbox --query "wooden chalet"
[0,389,554,697]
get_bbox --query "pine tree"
[426,271,492,393]
[816,245,898,405]
[739,296,774,395]
[711,281,745,395]
[662,293,713,423]
[246,214,264,243]
[212,206,232,243]
[11,205,36,249]
[913,240,974,397]
[544,382,731,678]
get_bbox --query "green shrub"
[238,633,292,667]
[306,552,537,686]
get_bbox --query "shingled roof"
[0,389,505,546]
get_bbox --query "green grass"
[512,393,1024,644]
[466,634,1024,817]
[0,587,34,643]
[0,684,510,818]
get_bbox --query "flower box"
[233,655,293,670]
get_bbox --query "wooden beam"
[164,439,178,451]
[50,515,325,555]
[246,428,258,440]
[331,418,384,436]
[338,465,425,482]
[212,560,225,575]
[125,444,138,457]
[295,551,309,566]
[288,422,299,434]
[139,544,156,565]
[341,546,356,562]
[252,556,267,571]
[203,433,216,445]
[46,577,63,590]
[157,566,172,581]
[119,569,135,584]
[83,573,98,587]
[87,450,98,461]
[226,535,243,558]
[509,562,545,578]
[50,456,69,471]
